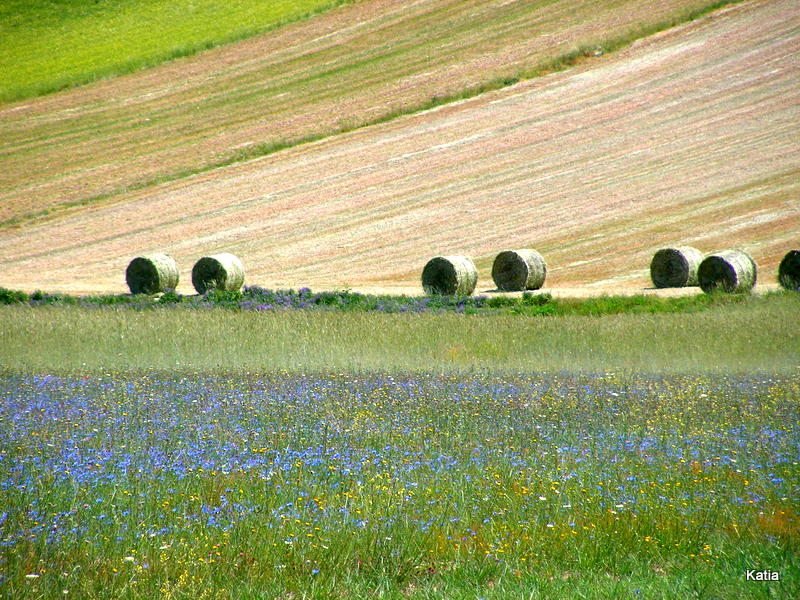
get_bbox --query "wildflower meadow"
[1,371,797,598]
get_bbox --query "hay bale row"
[698,249,757,294]
[650,247,703,288]
[778,250,800,291]
[126,253,245,295]
[421,249,547,296]
[127,246,790,299]
[650,246,777,294]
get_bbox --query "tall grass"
[0,0,354,102]
[1,293,797,374]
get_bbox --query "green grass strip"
[0,0,357,103]
[0,285,792,318]
[1,290,797,374]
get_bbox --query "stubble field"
[0,0,796,296]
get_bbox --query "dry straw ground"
[0,0,797,295]
[0,0,733,224]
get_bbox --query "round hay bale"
[191,253,245,294]
[421,256,478,296]
[778,250,800,291]
[698,249,757,294]
[491,249,547,291]
[649,246,703,288]
[125,253,179,294]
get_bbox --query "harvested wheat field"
[0,0,740,224]
[0,0,797,296]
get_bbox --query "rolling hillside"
[1,0,743,224]
[0,0,797,295]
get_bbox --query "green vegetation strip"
[0,285,787,316]
[1,292,797,374]
[0,0,356,103]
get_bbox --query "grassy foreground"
[1,292,797,374]
[0,0,353,102]
[2,295,797,598]
[1,371,797,599]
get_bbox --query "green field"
[0,0,353,102]
[1,292,797,374]
[2,292,797,599]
